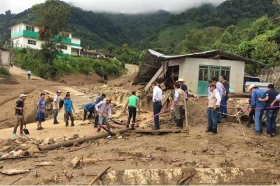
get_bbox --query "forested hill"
[0,0,279,51]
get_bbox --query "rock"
[13,150,24,157]
[72,134,79,139]
[27,145,40,154]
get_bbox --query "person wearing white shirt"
[53,90,62,124]
[151,82,162,130]
[173,83,188,128]
[206,83,221,134]
[95,98,112,133]
[212,77,226,123]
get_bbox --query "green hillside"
[0,0,279,53]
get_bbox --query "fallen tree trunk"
[132,129,187,134]
[38,128,128,151]
[82,157,126,164]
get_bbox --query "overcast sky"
[0,0,226,14]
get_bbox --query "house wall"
[169,58,245,94]
[0,50,11,66]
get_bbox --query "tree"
[31,0,70,64]
[107,44,115,54]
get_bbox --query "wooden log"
[133,129,187,134]
[88,166,111,186]
[82,157,126,164]
[38,128,128,151]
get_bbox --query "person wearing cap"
[151,81,163,130]
[64,94,75,127]
[13,94,27,138]
[27,70,31,79]
[206,84,221,134]
[173,83,188,128]
[53,90,62,124]
[248,84,266,135]
[176,78,188,95]
[123,91,140,130]
[258,84,279,137]
[94,94,106,128]
[95,98,113,133]
[37,93,46,130]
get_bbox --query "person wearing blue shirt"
[94,94,106,128]
[95,94,106,104]
[37,93,46,130]
[248,84,266,134]
[64,94,75,127]
[83,102,95,121]
[258,84,279,137]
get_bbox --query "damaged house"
[133,49,265,96]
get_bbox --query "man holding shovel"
[95,98,113,133]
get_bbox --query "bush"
[12,49,125,79]
[0,67,10,77]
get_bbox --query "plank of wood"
[133,129,187,134]
[88,166,111,186]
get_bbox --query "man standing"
[206,84,221,134]
[173,83,188,128]
[64,94,75,127]
[83,102,95,121]
[95,98,113,133]
[151,82,162,130]
[248,84,266,135]
[258,84,279,137]
[123,91,140,130]
[220,75,230,118]
[94,94,106,128]
[212,77,226,123]
[53,90,62,124]
[13,94,27,138]
[27,70,31,79]
[37,93,46,130]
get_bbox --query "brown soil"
[58,73,103,86]
[0,64,279,185]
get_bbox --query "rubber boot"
[246,117,252,128]
[71,121,75,127]
[65,121,69,127]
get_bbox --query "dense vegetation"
[1,0,280,75]
[0,67,10,77]
[13,48,125,80]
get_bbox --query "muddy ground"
[0,65,280,185]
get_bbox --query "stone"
[27,145,40,154]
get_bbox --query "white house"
[133,49,266,95]
[10,23,82,56]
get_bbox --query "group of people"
[248,84,280,137]
[13,90,76,137]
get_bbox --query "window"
[13,28,17,34]
[26,26,34,32]
[221,67,230,82]
[199,66,208,81]
[61,45,67,50]
[28,40,36,45]
[19,26,22,32]
[199,66,231,82]
[15,40,20,45]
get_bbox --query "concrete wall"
[0,50,10,66]
[169,58,245,94]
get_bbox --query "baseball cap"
[57,90,62,93]
[19,94,27,98]
[106,97,113,101]
[176,78,184,82]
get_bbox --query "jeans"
[53,109,59,123]
[128,106,137,124]
[14,115,24,134]
[153,101,162,129]
[266,109,278,134]
[255,109,264,133]
[221,96,228,117]
[83,109,93,121]
[207,108,218,133]
[97,115,110,132]
[94,111,98,128]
